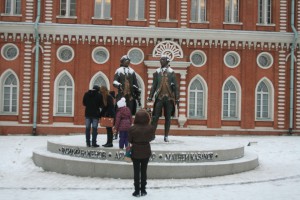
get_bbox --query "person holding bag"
[100,86,115,147]
[128,110,155,197]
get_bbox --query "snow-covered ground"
[0,135,300,200]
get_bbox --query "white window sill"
[223,22,243,25]
[126,18,147,22]
[256,23,275,27]
[189,21,209,24]
[1,14,22,17]
[92,17,112,20]
[158,19,178,23]
[56,16,77,19]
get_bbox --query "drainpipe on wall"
[289,0,298,135]
[32,0,41,135]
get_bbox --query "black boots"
[164,136,169,142]
[92,143,99,147]
[141,184,147,196]
[86,141,91,147]
[132,191,140,197]
[102,143,113,147]
[103,129,113,147]
[141,190,147,196]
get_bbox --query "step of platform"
[32,135,259,179]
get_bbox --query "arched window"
[93,76,107,88]
[222,78,240,119]
[90,72,109,90]
[256,79,273,120]
[134,72,145,111]
[188,78,206,118]
[55,72,74,116]
[1,72,18,114]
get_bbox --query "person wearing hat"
[114,97,132,149]
[113,55,141,115]
[147,55,179,142]
[82,85,103,147]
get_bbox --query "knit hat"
[117,97,126,108]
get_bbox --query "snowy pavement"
[0,135,300,200]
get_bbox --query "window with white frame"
[94,0,111,19]
[159,0,176,21]
[128,0,145,20]
[190,50,207,67]
[224,51,240,68]
[128,48,144,65]
[189,78,205,118]
[92,47,109,64]
[55,74,73,116]
[258,0,272,24]
[257,52,273,69]
[1,43,19,61]
[256,81,272,120]
[93,75,107,88]
[1,73,18,114]
[190,0,206,22]
[223,79,238,119]
[224,0,239,23]
[5,0,21,15]
[60,0,76,17]
[57,45,74,63]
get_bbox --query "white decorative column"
[180,0,188,28]
[40,1,54,124]
[295,0,300,129]
[21,41,33,123]
[279,0,287,32]
[41,42,52,124]
[149,0,157,27]
[45,0,54,23]
[177,71,187,127]
[277,51,287,129]
[25,0,34,22]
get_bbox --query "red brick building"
[0,0,299,135]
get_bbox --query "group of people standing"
[83,54,179,197]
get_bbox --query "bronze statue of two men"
[113,55,179,142]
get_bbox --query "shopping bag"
[124,146,132,163]
[100,117,114,127]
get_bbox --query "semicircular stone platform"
[32,135,259,179]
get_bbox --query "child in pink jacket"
[114,97,132,149]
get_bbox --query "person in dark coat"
[82,85,103,147]
[114,97,133,149]
[113,55,141,115]
[128,110,155,197]
[100,86,115,147]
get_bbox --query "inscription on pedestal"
[59,146,218,163]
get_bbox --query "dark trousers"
[85,117,99,145]
[119,131,128,149]
[132,157,150,192]
[151,97,173,137]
